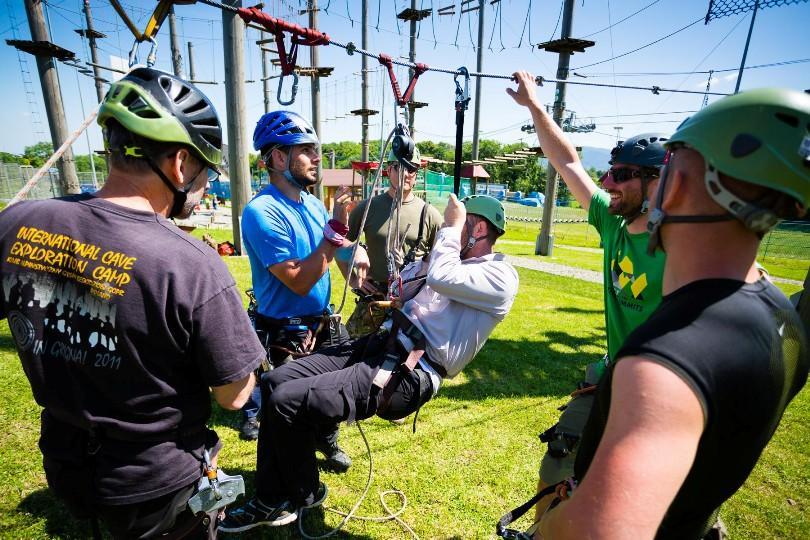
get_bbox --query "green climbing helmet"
[667,87,810,208]
[386,146,422,165]
[463,194,506,236]
[97,67,223,167]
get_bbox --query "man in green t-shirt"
[508,70,668,517]
[344,147,442,336]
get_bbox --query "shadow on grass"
[16,482,372,540]
[16,489,92,539]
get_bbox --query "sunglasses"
[207,167,221,183]
[602,167,654,184]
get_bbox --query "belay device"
[187,450,246,514]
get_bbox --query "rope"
[298,420,418,539]
[194,0,728,96]
[8,105,101,206]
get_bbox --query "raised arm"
[507,71,598,211]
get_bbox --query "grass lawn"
[1,255,808,538]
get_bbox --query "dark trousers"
[255,334,433,507]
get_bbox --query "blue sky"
[1,0,809,157]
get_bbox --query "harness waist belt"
[255,312,324,330]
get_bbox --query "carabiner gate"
[277,72,299,106]
[454,66,471,111]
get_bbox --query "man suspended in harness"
[0,67,264,538]
[239,110,370,473]
[342,146,442,337]
[508,71,669,521]
[534,89,810,539]
[219,193,519,532]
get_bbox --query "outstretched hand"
[506,71,539,108]
[444,193,467,229]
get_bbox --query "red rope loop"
[378,54,430,107]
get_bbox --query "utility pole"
[261,31,271,113]
[168,6,184,78]
[734,0,760,93]
[470,0,485,194]
[408,0,417,136]
[361,0,369,165]
[187,41,196,81]
[23,0,80,196]
[536,0,593,255]
[222,0,250,253]
[82,0,105,103]
[309,0,324,200]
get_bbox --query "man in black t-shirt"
[537,89,810,539]
[0,68,264,538]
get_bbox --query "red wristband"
[327,219,349,236]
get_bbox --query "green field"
[1,249,808,538]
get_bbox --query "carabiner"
[277,72,299,106]
[454,66,470,111]
[127,37,158,68]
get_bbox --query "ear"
[272,147,288,169]
[474,217,488,237]
[660,165,688,213]
[169,149,191,185]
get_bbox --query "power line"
[580,0,663,38]
[572,17,704,70]
[574,57,810,77]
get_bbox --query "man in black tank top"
[537,89,810,539]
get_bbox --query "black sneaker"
[219,497,297,533]
[315,440,352,472]
[239,417,259,441]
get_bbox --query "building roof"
[460,164,490,179]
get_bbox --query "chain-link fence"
[0,162,103,203]
[705,0,808,22]
[758,220,810,260]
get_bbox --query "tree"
[23,141,54,168]
[0,151,24,165]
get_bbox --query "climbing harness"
[496,478,578,539]
[453,67,471,195]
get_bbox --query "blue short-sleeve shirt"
[242,183,331,318]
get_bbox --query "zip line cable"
[580,0,663,38]
[176,0,732,97]
[572,17,705,70]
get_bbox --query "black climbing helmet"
[609,132,669,169]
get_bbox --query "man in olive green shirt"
[345,147,442,336]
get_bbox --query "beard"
[607,188,644,218]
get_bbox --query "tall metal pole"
[82,0,105,103]
[187,41,196,81]
[309,0,324,200]
[24,0,80,196]
[408,0,417,136]
[470,0,485,194]
[222,0,250,253]
[537,0,575,256]
[734,0,759,93]
[261,31,271,113]
[360,0,369,197]
[168,6,184,78]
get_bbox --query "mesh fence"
[705,0,808,22]
[758,220,810,260]
[0,162,103,202]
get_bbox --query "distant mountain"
[580,146,612,172]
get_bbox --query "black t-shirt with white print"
[0,194,264,504]
[575,278,808,539]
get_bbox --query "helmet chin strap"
[646,158,734,255]
[460,220,488,257]
[144,155,193,219]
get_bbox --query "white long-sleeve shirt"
[395,227,519,379]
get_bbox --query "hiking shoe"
[302,482,329,509]
[315,440,352,472]
[219,497,297,533]
[239,417,259,441]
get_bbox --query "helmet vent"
[183,99,207,115]
[200,133,222,151]
[730,134,762,158]
[774,112,799,128]
[174,85,191,104]
[192,117,219,127]
[121,90,139,108]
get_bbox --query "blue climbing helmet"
[608,132,670,223]
[253,110,319,154]
[253,110,320,189]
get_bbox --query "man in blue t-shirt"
[240,111,369,473]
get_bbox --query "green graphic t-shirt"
[589,190,665,361]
